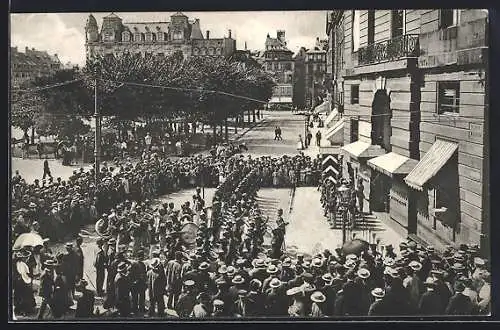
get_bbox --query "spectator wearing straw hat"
[368,288,387,316]
[115,261,132,317]
[310,291,327,317]
[176,279,196,317]
[406,260,424,311]
[418,277,442,315]
[477,270,490,315]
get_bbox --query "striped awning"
[404,139,458,190]
[340,140,386,160]
[325,119,344,141]
[368,152,419,178]
[313,100,331,114]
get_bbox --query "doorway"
[370,171,390,213]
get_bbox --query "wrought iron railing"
[357,34,419,66]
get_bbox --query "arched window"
[216,47,222,55]
[157,32,164,41]
[200,48,206,55]
[193,48,199,55]
[145,32,153,42]
[122,31,130,42]
[134,33,142,42]
[208,47,215,55]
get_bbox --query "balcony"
[357,34,419,66]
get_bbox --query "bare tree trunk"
[252,109,256,123]
[247,110,251,124]
[212,122,217,146]
[234,116,238,134]
[224,116,229,141]
[31,126,35,144]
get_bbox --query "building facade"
[85,12,236,60]
[10,46,62,88]
[263,30,294,108]
[330,9,488,256]
[293,47,307,109]
[305,41,328,108]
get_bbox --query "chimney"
[206,30,210,39]
[228,29,232,38]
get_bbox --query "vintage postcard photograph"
[9,9,490,321]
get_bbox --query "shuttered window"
[437,81,460,114]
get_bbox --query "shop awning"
[313,100,331,114]
[325,119,344,142]
[325,108,339,127]
[340,140,386,160]
[269,96,292,104]
[404,139,458,191]
[367,152,419,178]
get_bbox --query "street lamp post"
[94,79,101,186]
[337,184,351,245]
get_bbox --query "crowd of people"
[12,148,491,319]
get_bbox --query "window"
[351,84,359,104]
[352,10,361,52]
[367,10,375,45]
[439,9,460,29]
[437,81,460,114]
[145,33,152,42]
[122,31,130,42]
[391,10,405,38]
[134,33,142,42]
[173,31,183,40]
[157,32,164,41]
[350,118,359,143]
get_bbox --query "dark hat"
[301,272,313,282]
[454,281,465,293]
[76,279,88,289]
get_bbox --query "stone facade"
[329,9,489,256]
[85,12,236,60]
[264,30,294,106]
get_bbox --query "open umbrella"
[341,238,369,256]
[13,232,44,250]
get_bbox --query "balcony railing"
[357,34,419,66]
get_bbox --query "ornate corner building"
[85,12,237,60]
[327,9,489,256]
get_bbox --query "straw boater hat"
[409,260,422,271]
[198,262,209,271]
[424,277,437,287]
[232,275,245,285]
[357,268,371,279]
[184,279,195,287]
[346,254,358,261]
[267,264,279,274]
[286,286,302,296]
[322,273,334,285]
[474,257,485,266]
[252,258,266,269]
[310,291,326,303]
[269,278,282,288]
[371,288,385,298]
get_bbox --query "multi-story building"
[305,39,328,108]
[10,46,62,88]
[263,30,294,108]
[293,47,307,109]
[329,9,488,256]
[85,12,236,60]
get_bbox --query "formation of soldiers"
[12,150,491,319]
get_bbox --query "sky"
[10,11,328,67]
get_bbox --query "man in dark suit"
[147,258,166,317]
[37,260,55,319]
[94,239,107,296]
[418,277,442,315]
[445,281,473,315]
[368,287,387,316]
[115,262,131,317]
[130,250,147,314]
[74,236,84,283]
[75,279,95,318]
